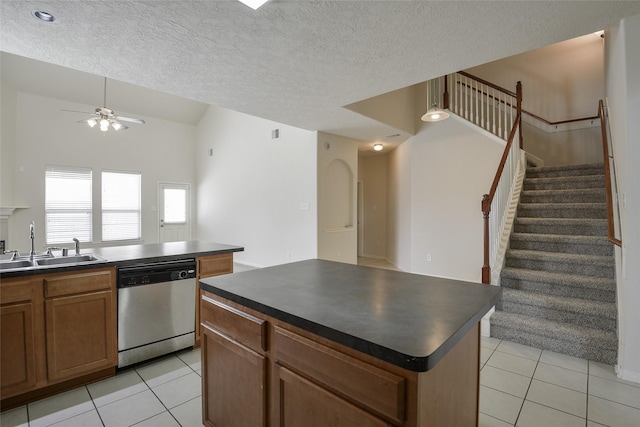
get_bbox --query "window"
[45,165,92,245]
[102,171,141,241]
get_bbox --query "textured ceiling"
[2,1,640,143]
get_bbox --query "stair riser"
[523,177,604,190]
[497,301,617,332]
[505,258,615,279]
[509,240,613,256]
[500,277,616,303]
[490,326,617,365]
[513,222,608,236]
[517,206,607,219]
[520,192,605,204]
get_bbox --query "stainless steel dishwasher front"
[117,259,196,367]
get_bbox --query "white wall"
[2,91,196,252]
[605,14,640,383]
[358,154,388,259]
[388,115,504,282]
[317,132,359,264]
[195,105,317,268]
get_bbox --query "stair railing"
[598,100,622,247]
[443,72,524,284]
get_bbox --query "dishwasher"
[117,259,197,368]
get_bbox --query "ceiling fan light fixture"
[86,118,97,128]
[99,119,110,132]
[111,121,122,131]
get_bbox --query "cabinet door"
[201,323,266,427]
[1,302,37,397]
[274,365,392,427]
[45,290,116,382]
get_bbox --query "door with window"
[158,183,191,243]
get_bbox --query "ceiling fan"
[62,77,145,132]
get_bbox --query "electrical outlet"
[427,254,432,262]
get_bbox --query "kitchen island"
[199,259,501,427]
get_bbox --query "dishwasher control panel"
[117,259,196,288]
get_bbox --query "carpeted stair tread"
[505,249,614,265]
[490,312,617,364]
[517,202,607,219]
[525,163,604,178]
[520,188,605,204]
[509,233,613,256]
[500,288,617,321]
[523,175,604,190]
[501,267,616,291]
[513,218,608,236]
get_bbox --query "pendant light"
[421,77,449,122]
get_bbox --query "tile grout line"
[512,348,543,426]
[85,384,107,427]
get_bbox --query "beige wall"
[467,33,605,166]
[358,154,388,259]
[317,132,359,264]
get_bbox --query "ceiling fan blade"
[62,109,96,115]
[114,115,145,124]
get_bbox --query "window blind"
[102,171,141,241]
[45,165,92,245]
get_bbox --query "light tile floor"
[479,336,640,427]
[0,349,203,427]
[2,259,638,426]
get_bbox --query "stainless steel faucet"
[73,237,80,255]
[29,221,36,259]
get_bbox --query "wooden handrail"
[481,81,522,284]
[598,100,622,247]
[523,110,598,126]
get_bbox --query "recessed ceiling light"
[33,10,56,22]
[237,0,270,10]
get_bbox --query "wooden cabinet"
[200,293,267,427]
[200,292,481,427]
[44,268,117,382]
[195,253,234,347]
[0,277,43,399]
[1,267,117,408]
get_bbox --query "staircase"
[490,163,618,365]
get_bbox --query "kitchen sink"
[36,254,103,266]
[0,259,36,269]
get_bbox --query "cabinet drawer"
[1,278,37,304]
[274,327,405,425]
[44,269,113,298]
[201,295,266,352]
[198,254,233,278]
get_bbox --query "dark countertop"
[200,259,501,372]
[0,241,244,278]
